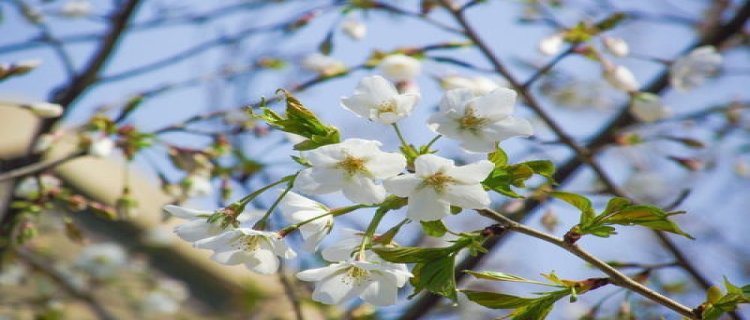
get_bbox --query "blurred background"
[0,0,749,319]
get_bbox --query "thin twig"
[0,151,85,182]
[476,208,698,319]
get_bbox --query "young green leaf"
[462,290,535,309]
[420,220,448,237]
[550,191,596,226]
[372,246,453,263]
[410,255,458,301]
[465,270,554,286]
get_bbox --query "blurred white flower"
[670,46,722,92]
[140,279,189,315]
[143,226,175,247]
[74,242,127,280]
[296,139,406,204]
[385,154,493,221]
[296,258,412,306]
[439,75,504,95]
[602,36,629,57]
[538,33,563,56]
[302,53,346,75]
[428,88,533,152]
[60,0,92,18]
[88,134,114,157]
[25,102,63,118]
[279,191,333,251]
[184,172,212,197]
[341,18,366,40]
[340,75,419,124]
[624,170,670,203]
[630,93,671,122]
[378,54,421,82]
[603,64,640,92]
[0,263,26,286]
[14,175,61,199]
[193,228,295,274]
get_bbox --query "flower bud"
[538,33,563,56]
[378,54,421,82]
[25,102,63,118]
[603,63,640,92]
[341,18,366,41]
[630,92,671,122]
[602,36,629,57]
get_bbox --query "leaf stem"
[357,207,389,260]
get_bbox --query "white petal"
[360,272,399,306]
[483,116,534,141]
[306,145,346,166]
[174,219,223,242]
[341,94,376,119]
[443,184,491,209]
[296,168,345,195]
[473,87,517,118]
[439,88,474,113]
[446,160,494,184]
[193,230,239,250]
[164,205,210,219]
[321,234,361,262]
[406,188,451,221]
[245,248,280,274]
[210,250,248,265]
[311,268,367,304]
[393,93,419,115]
[414,154,454,177]
[297,264,343,281]
[383,175,421,197]
[366,152,406,179]
[341,175,386,204]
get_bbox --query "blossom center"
[376,99,397,114]
[341,265,371,285]
[422,172,455,193]
[458,106,488,132]
[336,155,368,176]
[234,235,263,252]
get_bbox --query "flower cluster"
[164,59,534,307]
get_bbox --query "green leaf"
[549,191,595,226]
[462,290,535,309]
[420,220,448,237]
[253,91,340,151]
[510,291,569,320]
[521,160,556,183]
[411,255,458,301]
[594,12,627,31]
[465,271,553,286]
[372,246,453,263]
[488,147,508,167]
[599,205,694,239]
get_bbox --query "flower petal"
[438,88,474,113]
[406,187,450,221]
[446,160,494,184]
[414,154,454,177]
[360,272,399,306]
[342,175,386,204]
[366,152,406,179]
[174,219,223,242]
[245,248,280,274]
[296,264,342,282]
[383,175,421,197]
[443,184,490,209]
[164,205,210,219]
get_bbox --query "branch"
[0,151,85,182]
[475,208,699,319]
[16,248,116,320]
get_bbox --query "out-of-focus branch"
[0,151,85,182]
[16,248,116,320]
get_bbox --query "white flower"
[341,18,366,40]
[193,228,295,274]
[74,242,127,280]
[624,170,670,203]
[0,263,26,286]
[428,88,533,152]
[14,175,61,199]
[602,36,629,57]
[670,46,722,92]
[140,279,189,315]
[184,172,212,197]
[603,64,640,92]
[378,54,421,82]
[26,102,63,118]
[60,0,92,17]
[440,75,505,95]
[340,75,420,124]
[296,139,406,204]
[280,191,333,251]
[630,93,671,122]
[302,53,346,75]
[321,229,364,262]
[163,204,257,242]
[297,258,412,306]
[538,33,563,56]
[88,134,114,157]
[384,154,493,221]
